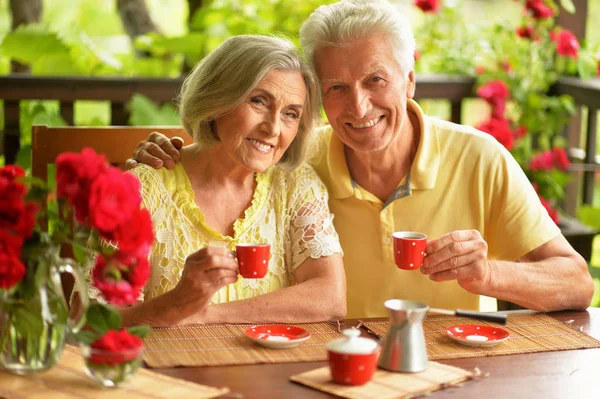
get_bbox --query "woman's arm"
[194,253,347,324]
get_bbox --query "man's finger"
[422,248,485,276]
[425,230,480,254]
[125,159,138,170]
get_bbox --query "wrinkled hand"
[420,230,491,294]
[172,246,239,317]
[125,132,184,170]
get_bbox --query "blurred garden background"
[0,0,599,304]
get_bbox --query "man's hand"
[420,230,491,294]
[126,132,184,170]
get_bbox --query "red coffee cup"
[392,231,427,270]
[327,328,380,386]
[236,244,270,278]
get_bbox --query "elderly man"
[128,0,593,318]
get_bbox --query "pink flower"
[530,151,554,171]
[0,253,26,289]
[477,117,515,150]
[525,0,554,19]
[552,30,579,59]
[552,147,570,171]
[56,148,108,223]
[475,65,486,75]
[513,126,528,139]
[89,329,143,366]
[414,0,440,13]
[88,168,142,235]
[92,256,147,305]
[477,80,510,119]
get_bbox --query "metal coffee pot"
[378,299,429,373]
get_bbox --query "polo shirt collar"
[326,99,439,200]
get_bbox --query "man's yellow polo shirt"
[310,100,560,318]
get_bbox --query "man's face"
[314,33,415,153]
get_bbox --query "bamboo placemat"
[0,345,228,399]
[364,312,600,360]
[144,322,341,368]
[291,361,473,399]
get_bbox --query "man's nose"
[347,88,370,119]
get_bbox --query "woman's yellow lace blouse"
[131,163,342,303]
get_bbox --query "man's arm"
[125,132,183,169]
[192,254,347,324]
[421,230,594,311]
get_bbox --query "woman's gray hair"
[300,0,415,76]
[177,35,320,172]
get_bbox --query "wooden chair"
[32,125,191,181]
[31,124,191,306]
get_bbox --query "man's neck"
[345,111,420,202]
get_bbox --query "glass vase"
[0,251,88,374]
[81,344,144,388]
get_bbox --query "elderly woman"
[102,35,346,327]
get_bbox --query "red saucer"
[446,324,510,347]
[244,325,311,349]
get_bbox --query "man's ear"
[406,70,416,99]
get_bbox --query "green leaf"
[127,325,151,339]
[0,24,70,65]
[127,94,179,126]
[85,302,121,334]
[73,330,100,345]
[72,241,90,266]
[559,0,576,14]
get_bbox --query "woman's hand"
[171,246,239,323]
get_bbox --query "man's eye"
[330,85,342,91]
[371,76,383,83]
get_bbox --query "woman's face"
[212,70,307,173]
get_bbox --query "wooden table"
[152,309,600,398]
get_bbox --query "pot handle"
[57,259,89,334]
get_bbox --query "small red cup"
[236,244,270,278]
[392,231,427,270]
[327,328,380,386]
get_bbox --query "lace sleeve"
[287,164,342,272]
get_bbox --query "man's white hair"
[300,0,416,76]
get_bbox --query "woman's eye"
[251,97,265,105]
[285,111,300,119]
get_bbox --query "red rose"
[552,30,579,59]
[89,168,142,235]
[477,80,510,119]
[0,177,37,239]
[0,253,26,289]
[56,148,108,222]
[513,126,528,139]
[525,0,554,19]
[552,147,570,171]
[516,25,535,40]
[0,165,25,180]
[126,257,151,290]
[92,256,142,305]
[0,229,24,258]
[477,117,515,150]
[89,329,143,366]
[101,208,154,259]
[414,0,440,13]
[529,151,554,171]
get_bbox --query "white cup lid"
[327,328,379,354]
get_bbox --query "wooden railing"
[1,74,598,212]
